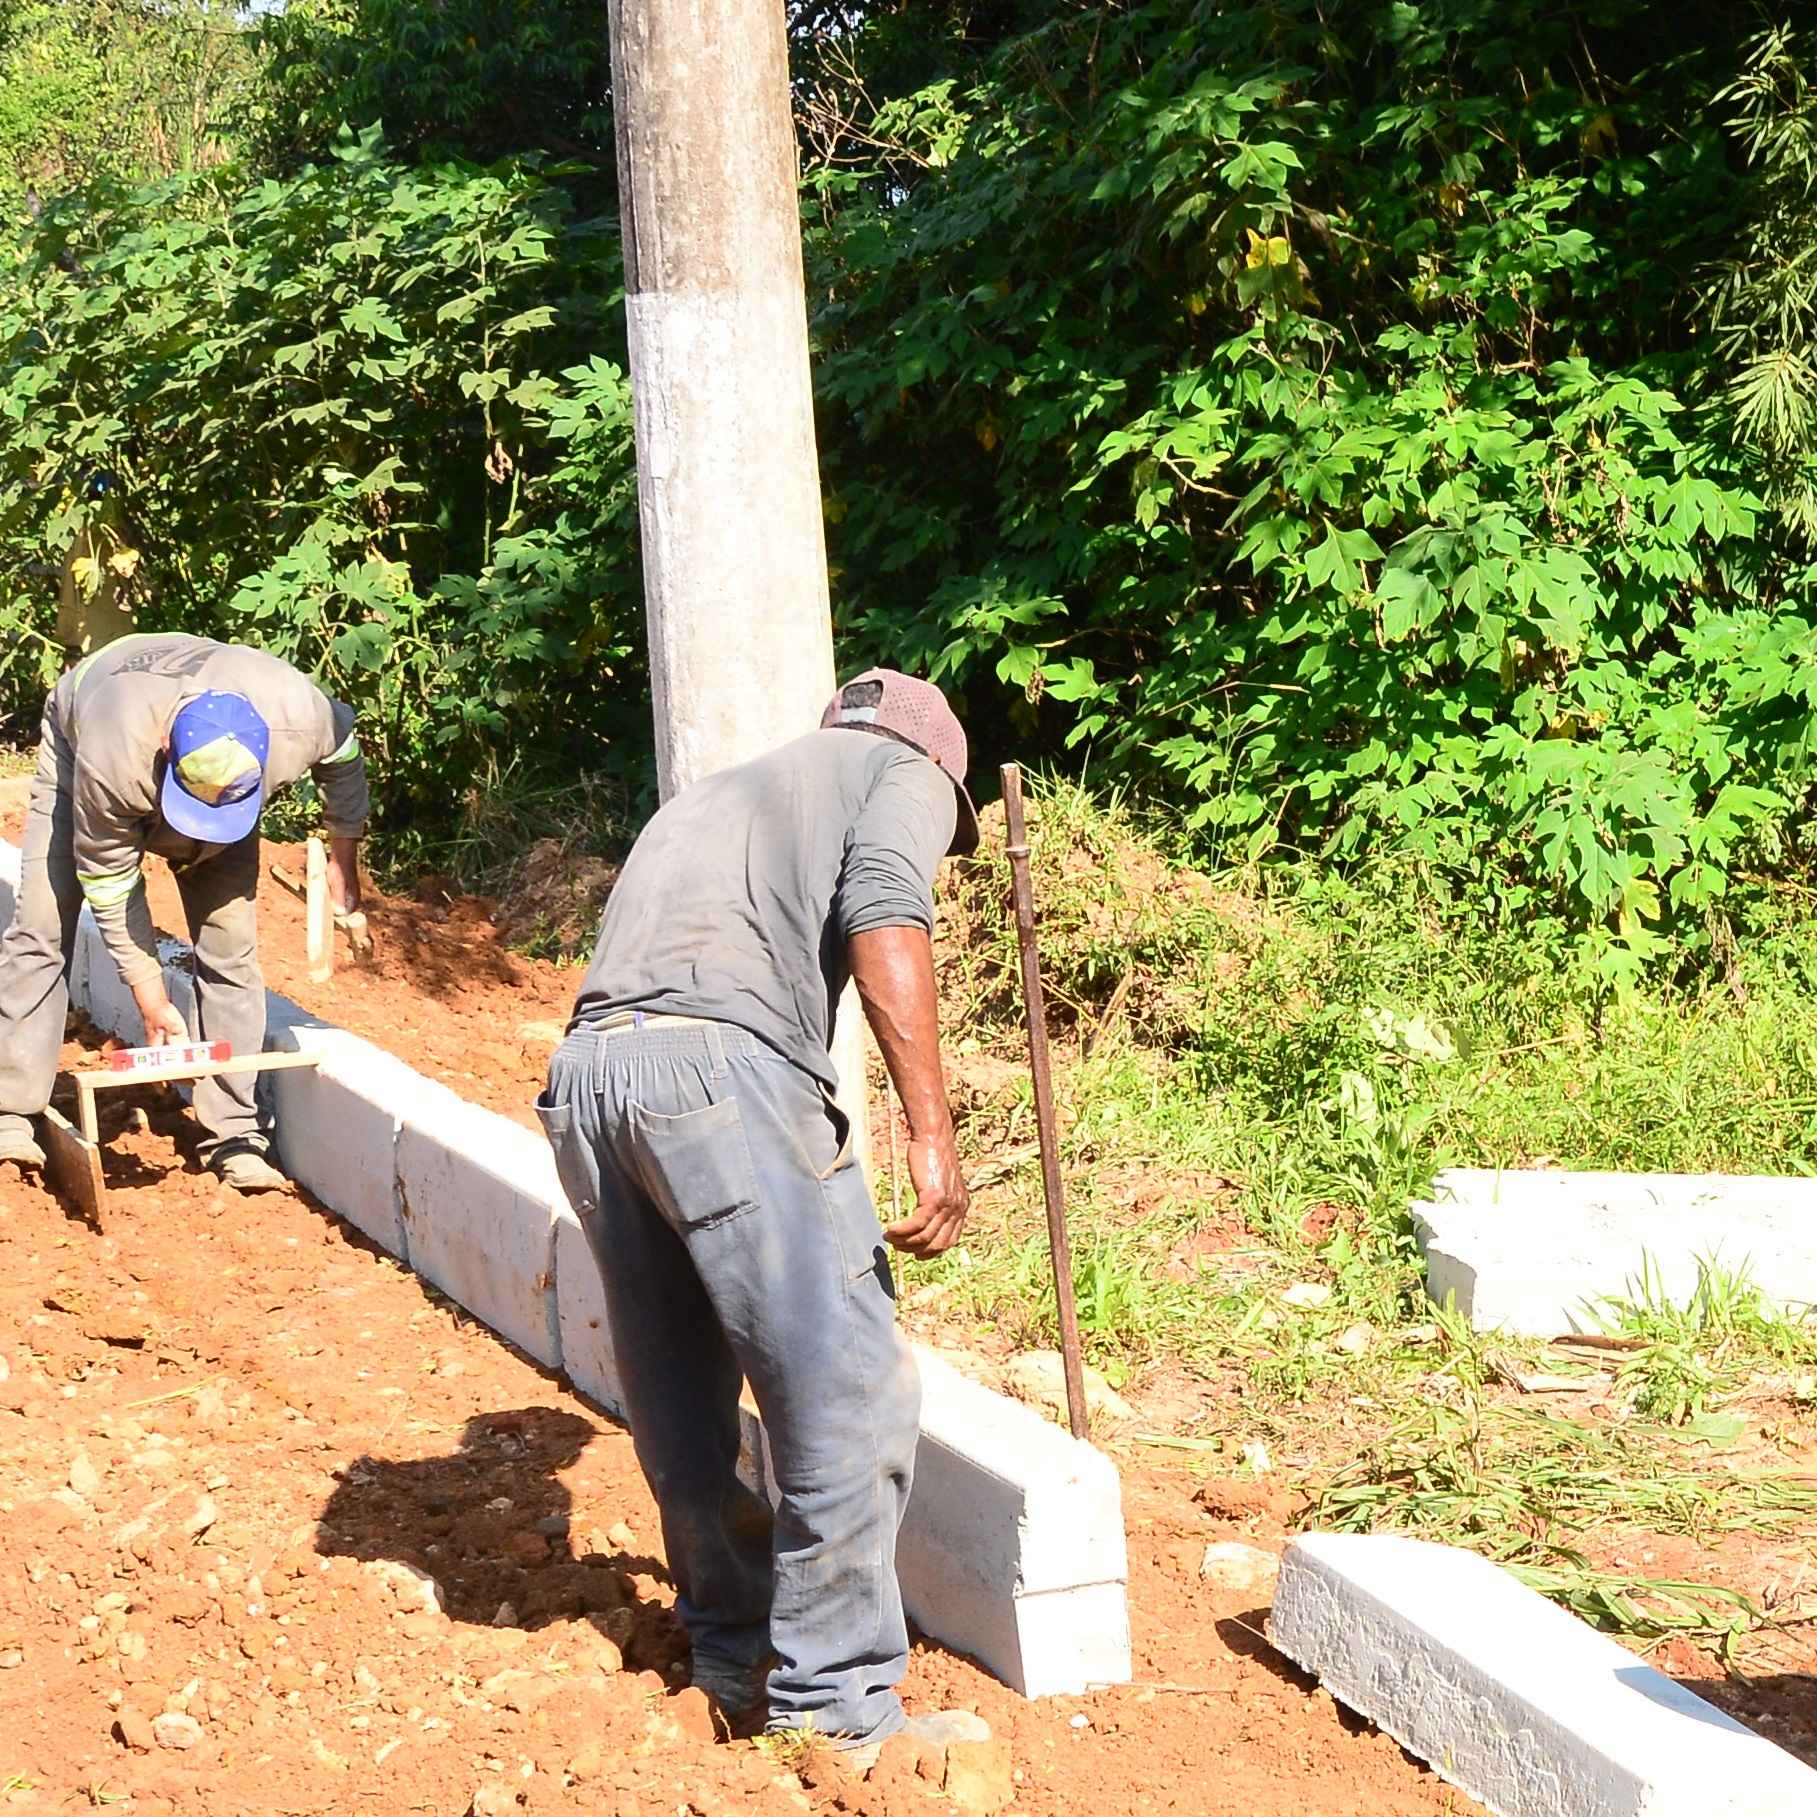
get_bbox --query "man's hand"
[326,836,374,961]
[885,1133,970,1257]
[131,982,188,1046]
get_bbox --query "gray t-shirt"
[572,728,958,1088]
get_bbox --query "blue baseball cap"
[159,690,270,845]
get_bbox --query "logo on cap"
[175,734,263,806]
[159,690,271,845]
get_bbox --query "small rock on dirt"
[1281,1282,1332,1309]
[363,1558,443,1614]
[468,1787,524,1815]
[151,1712,203,1751]
[944,1737,1014,1815]
[1199,1540,1280,1596]
[0,1649,22,1670]
[114,1707,156,1752]
[1003,1351,1131,1426]
[503,1530,548,1566]
[567,1739,608,1781]
[67,1452,101,1498]
[670,1685,718,1743]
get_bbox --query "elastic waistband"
[556,1014,765,1082]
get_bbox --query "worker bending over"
[537,669,983,1764]
[0,633,369,1191]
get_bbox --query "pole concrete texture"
[609,0,872,1172]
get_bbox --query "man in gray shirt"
[0,633,369,1190]
[538,669,984,1764]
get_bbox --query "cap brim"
[948,779,981,857]
[159,763,264,846]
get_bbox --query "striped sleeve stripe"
[320,731,361,765]
[77,866,142,909]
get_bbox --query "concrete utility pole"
[609,0,872,1164]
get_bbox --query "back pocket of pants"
[628,1097,760,1234]
[535,1094,599,1218]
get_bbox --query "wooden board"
[40,1104,105,1227]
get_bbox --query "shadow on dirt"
[315,1405,684,1667]
[1215,1609,1410,1740]
[1668,1673,1817,1770]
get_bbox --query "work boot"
[835,1708,992,1775]
[213,1145,289,1194]
[0,1124,46,1174]
[691,1655,769,1725]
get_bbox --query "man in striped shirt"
[0,634,369,1191]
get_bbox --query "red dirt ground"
[0,1030,1486,1816]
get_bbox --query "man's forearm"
[849,923,969,1256]
[847,925,951,1139]
[94,885,164,990]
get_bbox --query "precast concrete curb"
[1414,1166,1817,1334]
[1272,1533,1816,1816]
[0,839,1132,1697]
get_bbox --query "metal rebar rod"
[999,762,1091,1442]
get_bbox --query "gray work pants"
[0,703,268,1159]
[537,1019,920,1746]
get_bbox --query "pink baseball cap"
[821,668,980,855]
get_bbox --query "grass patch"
[1596,1258,1817,1426]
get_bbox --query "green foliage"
[0,130,645,824]
[1703,24,1817,545]
[0,0,256,200]
[930,779,1817,1370]
[4,0,1817,949]
[245,0,613,174]
[809,0,1817,981]
[1596,1256,1817,1425]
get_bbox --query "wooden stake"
[305,835,332,983]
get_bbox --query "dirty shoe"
[690,1656,769,1723]
[841,1708,990,1774]
[0,1126,46,1174]
[214,1146,289,1193]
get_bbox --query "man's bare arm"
[848,925,969,1258]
